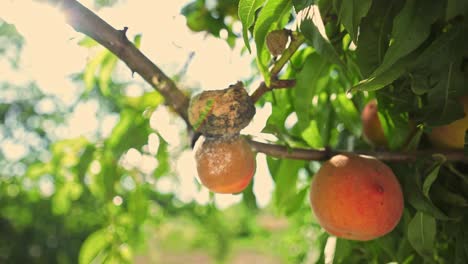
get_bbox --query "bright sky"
[0,0,275,209]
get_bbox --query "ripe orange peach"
[428,96,468,149]
[310,154,404,241]
[361,99,388,147]
[194,136,256,194]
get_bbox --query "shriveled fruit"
[428,96,468,149]
[361,99,388,147]
[266,29,290,56]
[188,82,255,137]
[310,154,404,241]
[194,135,256,194]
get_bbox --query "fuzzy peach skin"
[195,136,256,194]
[428,96,468,149]
[361,99,388,147]
[310,154,404,241]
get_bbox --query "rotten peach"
[194,135,256,194]
[188,82,255,137]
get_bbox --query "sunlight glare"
[113,195,123,206]
[156,176,176,194]
[150,107,182,148]
[214,193,243,210]
[38,175,55,198]
[58,100,99,139]
[1,139,28,161]
[253,154,274,208]
[175,150,199,203]
[122,148,142,170]
[139,154,158,174]
[0,0,86,100]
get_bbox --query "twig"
[270,32,305,77]
[250,32,305,103]
[248,139,468,163]
[61,0,190,125]
[250,79,296,103]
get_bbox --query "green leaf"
[406,190,450,221]
[301,120,323,148]
[128,186,149,225]
[181,1,220,33]
[372,0,444,76]
[292,0,314,12]
[262,89,294,135]
[266,156,282,182]
[133,34,142,49]
[26,162,52,179]
[356,0,402,77]
[331,93,361,137]
[376,234,398,260]
[422,157,445,199]
[333,239,352,263]
[350,54,413,91]
[284,187,308,215]
[254,0,292,83]
[455,231,468,264]
[50,137,89,170]
[83,50,108,92]
[412,20,468,72]
[242,180,258,210]
[333,0,372,42]
[75,144,96,182]
[79,228,111,264]
[52,185,72,215]
[407,212,436,259]
[238,0,266,52]
[377,107,412,150]
[51,137,89,156]
[78,36,99,47]
[294,53,329,130]
[300,10,344,68]
[403,167,451,220]
[119,91,164,110]
[446,0,468,20]
[98,151,119,199]
[272,159,306,212]
[52,182,83,215]
[106,110,149,156]
[98,53,118,96]
[314,93,334,146]
[402,255,415,264]
[154,136,170,178]
[314,232,330,263]
[425,65,466,126]
[432,185,468,207]
[404,126,423,151]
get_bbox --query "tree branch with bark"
[59,0,468,163]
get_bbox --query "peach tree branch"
[59,0,468,163]
[248,140,468,163]
[61,0,190,124]
[250,79,296,103]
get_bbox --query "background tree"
[1,0,468,263]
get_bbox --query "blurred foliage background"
[1,0,468,263]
